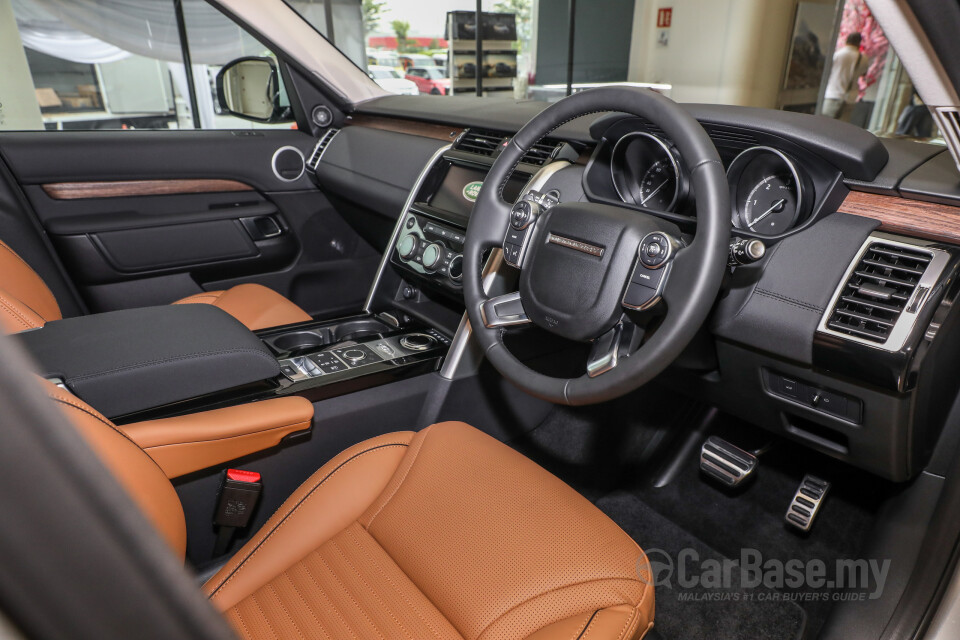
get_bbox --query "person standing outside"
[822,33,868,120]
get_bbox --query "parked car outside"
[406,66,451,95]
[367,65,419,95]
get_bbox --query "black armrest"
[15,305,279,418]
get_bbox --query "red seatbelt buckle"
[214,468,262,529]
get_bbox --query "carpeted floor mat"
[513,399,887,640]
[596,492,807,640]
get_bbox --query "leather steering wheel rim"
[463,86,730,406]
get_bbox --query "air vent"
[819,236,949,351]
[455,129,507,157]
[933,107,960,174]
[520,139,562,166]
[705,126,758,148]
[307,128,340,171]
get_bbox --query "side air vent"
[933,107,960,174]
[819,236,950,351]
[307,128,340,171]
[455,129,506,156]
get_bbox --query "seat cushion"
[204,422,654,640]
[173,283,311,331]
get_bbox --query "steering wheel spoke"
[480,291,531,328]
[587,320,641,377]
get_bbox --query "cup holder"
[332,319,391,343]
[269,319,393,355]
[271,330,330,353]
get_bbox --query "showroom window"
[0,0,292,131]
[289,0,942,145]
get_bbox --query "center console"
[19,146,542,423]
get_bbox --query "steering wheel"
[463,86,730,406]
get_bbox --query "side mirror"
[216,57,291,123]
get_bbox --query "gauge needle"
[749,198,786,227]
[640,179,670,205]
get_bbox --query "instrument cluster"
[599,129,815,239]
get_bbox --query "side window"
[182,2,293,130]
[1,0,292,131]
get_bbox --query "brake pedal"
[700,436,758,487]
[785,475,830,532]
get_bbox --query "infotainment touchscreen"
[428,165,526,217]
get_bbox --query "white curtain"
[13,0,256,65]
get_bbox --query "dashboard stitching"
[754,289,823,313]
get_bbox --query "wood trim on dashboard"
[838,190,960,245]
[345,114,464,143]
[41,179,254,200]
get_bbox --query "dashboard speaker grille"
[826,242,932,344]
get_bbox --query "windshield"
[421,67,445,79]
[285,0,942,145]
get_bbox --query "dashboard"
[315,100,960,483]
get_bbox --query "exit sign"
[657,8,673,28]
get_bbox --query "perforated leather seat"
[0,239,311,333]
[47,382,656,640]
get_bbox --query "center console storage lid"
[16,305,279,418]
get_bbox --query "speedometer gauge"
[611,132,682,212]
[728,147,805,236]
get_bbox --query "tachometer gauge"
[611,132,682,212]
[728,147,805,236]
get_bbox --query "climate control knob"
[421,242,443,271]
[448,254,463,282]
[397,233,419,260]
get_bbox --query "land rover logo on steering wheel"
[463,181,483,202]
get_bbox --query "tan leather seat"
[47,383,655,640]
[0,239,311,332]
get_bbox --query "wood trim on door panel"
[346,114,463,142]
[838,191,960,244]
[42,179,254,200]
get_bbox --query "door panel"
[0,130,379,319]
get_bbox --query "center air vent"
[456,129,506,157]
[819,236,949,351]
[456,128,562,166]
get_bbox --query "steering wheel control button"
[511,201,538,229]
[405,217,416,229]
[623,282,660,310]
[504,243,522,265]
[632,265,666,289]
[638,232,675,268]
[505,227,527,245]
[400,333,436,351]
